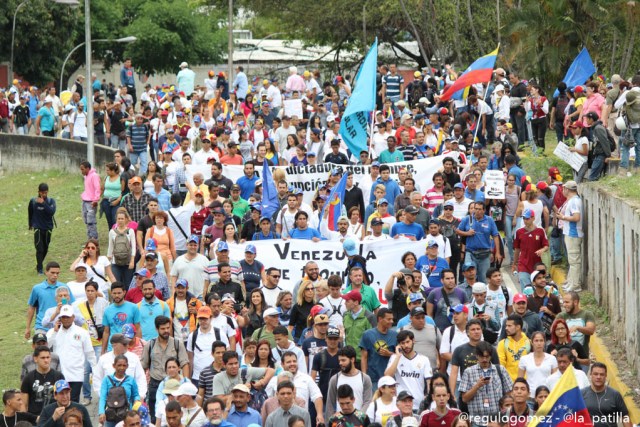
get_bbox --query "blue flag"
[260,159,279,219]
[339,39,378,158]
[317,172,348,231]
[554,47,596,97]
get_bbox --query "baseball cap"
[327,326,341,338]
[216,241,229,251]
[144,252,158,260]
[536,181,549,191]
[513,293,528,304]
[564,180,578,191]
[548,166,561,178]
[371,161,380,167]
[250,203,262,211]
[407,293,425,304]
[574,85,584,93]
[472,282,488,294]
[343,238,358,256]
[197,306,212,318]
[522,208,535,219]
[341,290,362,303]
[411,307,426,316]
[400,268,413,276]
[461,262,476,272]
[135,268,151,278]
[585,111,600,121]
[221,294,236,304]
[307,152,316,157]
[245,244,257,254]
[377,198,389,206]
[260,216,272,223]
[444,200,455,207]
[451,304,469,314]
[121,324,135,339]
[172,382,198,397]
[175,279,188,288]
[314,314,329,324]
[32,333,48,344]
[146,238,158,251]
[54,379,71,393]
[427,240,439,248]
[397,391,414,401]
[473,143,483,150]
[187,234,200,245]
[263,307,280,318]
[232,384,251,394]
[453,182,464,189]
[530,270,544,282]
[311,128,321,135]
[162,379,181,395]
[569,121,585,129]
[371,218,383,226]
[110,334,129,345]
[404,205,419,215]
[128,176,142,185]
[59,305,74,317]
[378,376,398,388]
[402,418,419,427]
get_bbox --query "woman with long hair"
[100,162,125,230]
[144,211,177,268]
[283,134,300,165]
[568,122,590,182]
[288,280,316,340]
[526,84,549,150]
[222,199,242,230]
[252,339,280,371]
[533,385,550,411]
[276,290,294,327]
[107,207,136,284]
[264,137,279,165]
[71,239,115,294]
[240,93,254,118]
[366,376,398,425]
[142,160,160,193]
[213,222,240,247]
[247,288,268,337]
[546,318,589,369]
[517,331,558,398]
[188,190,210,235]
[289,144,308,167]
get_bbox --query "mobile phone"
[484,376,491,380]
[61,298,68,305]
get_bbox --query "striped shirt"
[422,187,444,214]
[205,259,244,285]
[198,364,224,400]
[128,124,149,152]
[383,73,404,100]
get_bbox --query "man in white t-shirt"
[439,304,470,378]
[206,294,237,349]
[171,235,209,299]
[259,268,284,308]
[324,346,373,421]
[426,221,452,262]
[186,306,229,387]
[362,217,390,241]
[545,348,589,391]
[319,276,347,328]
[383,330,432,411]
[275,193,299,238]
[167,194,194,256]
[485,268,514,330]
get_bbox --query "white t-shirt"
[170,253,209,298]
[486,286,514,327]
[386,353,432,410]
[319,295,347,327]
[439,326,469,377]
[546,368,590,391]
[210,314,237,343]
[194,148,219,166]
[366,397,398,425]
[518,353,558,398]
[363,233,391,242]
[73,112,88,138]
[66,280,90,301]
[186,328,226,379]
[574,136,589,161]
[168,205,195,251]
[334,372,366,413]
[426,234,452,259]
[80,256,111,292]
[259,285,283,308]
[276,208,298,238]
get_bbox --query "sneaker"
[81,398,91,406]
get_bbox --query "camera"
[397,276,406,287]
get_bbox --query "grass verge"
[0,171,109,389]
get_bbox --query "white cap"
[418,96,430,105]
[171,382,198,396]
[326,113,336,122]
[179,61,188,68]
[402,418,419,427]
[472,282,488,294]
[494,84,505,92]
[263,307,280,318]
[378,376,398,387]
[59,305,74,317]
[43,96,53,104]
[64,104,74,112]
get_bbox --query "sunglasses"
[305,287,315,291]
[270,275,281,279]
[444,206,454,210]
[86,246,97,250]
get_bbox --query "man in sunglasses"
[259,268,283,308]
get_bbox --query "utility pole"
[228,0,233,82]
[84,0,94,166]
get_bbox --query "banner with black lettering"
[226,238,426,307]
[188,154,459,204]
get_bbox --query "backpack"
[410,81,425,105]
[554,94,569,122]
[605,127,617,154]
[240,367,269,411]
[552,184,567,210]
[112,228,132,266]
[147,337,181,367]
[190,325,221,352]
[105,376,129,422]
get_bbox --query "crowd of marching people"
[10,59,640,427]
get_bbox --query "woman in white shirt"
[568,122,590,183]
[517,331,558,399]
[366,376,398,425]
[70,239,115,296]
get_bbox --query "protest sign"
[283,99,303,118]
[484,170,505,199]
[226,238,426,307]
[553,142,586,172]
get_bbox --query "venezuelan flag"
[527,366,593,427]
[318,173,347,231]
[440,46,500,102]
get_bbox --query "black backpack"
[105,376,129,422]
[555,94,569,121]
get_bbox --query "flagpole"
[472,44,500,147]
[369,110,376,160]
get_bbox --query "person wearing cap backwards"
[46,305,97,403]
[39,379,92,427]
[512,208,548,290]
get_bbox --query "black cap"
[32,333,48,344]
[397,391,414,400]
[411,307,426,317]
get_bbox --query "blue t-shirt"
[103,301,141,350]
[390,222,426,240]
[137,299,171,341]
[458,215,499,252]
[28,281,73,331]
[378,150,405,164]
[508,165,526,187]
[464,188,486,203]
[369,178,401,204]
[28,97,39,119]
[289,227,323,240]
[359,328,398,386]
[227,407,262,427]
[383,74,404,100]
[396,313,436,329]
[145,188,172,211]
[37,107,55,132]
[416,256,450,288]
[237,175,260,200]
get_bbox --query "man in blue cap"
[457,262,477,301]
[39,380,92,427]
[171,235,210,299]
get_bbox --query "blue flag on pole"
[554,47,596,97]
[339,39,378,158]
[260,159,279,219]
[317,172,348,231]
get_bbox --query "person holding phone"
[41,287,85,329]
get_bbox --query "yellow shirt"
[183,184,210,205]
[497,334,530,380]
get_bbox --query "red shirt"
[420,409,461,427]
[220,154,243,165]
[191,207,210,235]
[125,287,163,303]
[513,226,548,273]
[422,186,444,213]
[0,99,8,118]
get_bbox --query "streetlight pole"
[227,0,234,82]
[60,36,137,95]
[84,0,95,165]
[10,0,78,83]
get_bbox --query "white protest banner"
[283,99,303,118]
[553,142,586,172]
[484,170,505,199]
[226,238,426,307]
[188,154,458,205]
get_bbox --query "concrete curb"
[551,266,640,424]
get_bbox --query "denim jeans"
[620,128,640,169]
[554,120,565,142]
[504,215,515,262]
[588,154,607,181]
[100,198,119,230]
[16,125,28,135]
[110,134,127,151]
[111,264,134,285]
[74,136,88,142]
[465,251,491,285]
[130,150,149,174]
[518,271,532,291]
[550,232,565,262]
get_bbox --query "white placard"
[484,170,505,199]
[283,99,303,119]
[553,141,586,172]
